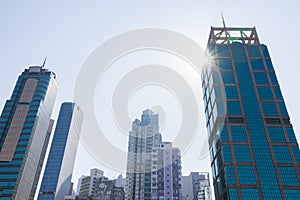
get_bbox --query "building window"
[228,117,244,124]
[241,188,259,199]
[265,118,281,124]
[227,101,242,115]
[273,146,292,163]
[237,166,256,185]
[254,72,269,85]
[251,59,265,70]
[262,102,278,116]
[225,86,238,99]
[219,59,233,70]
[231,126,247,142]
[268,127,286,143]
[257,86,273,100]
[278,167,299,186]
[234,145,252,162]
[221,72,235,84]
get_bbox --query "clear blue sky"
[1,0,300,192]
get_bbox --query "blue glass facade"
[202,27,300,199]
[0,66,58,200]
[38,102,83,200]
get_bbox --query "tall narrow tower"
[0,66,58,199]
[125,109,162,200]
[202,27,300,199]
[125,109,182,199]
[38,102,83,200]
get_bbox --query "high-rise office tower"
[125,109,162,200]
[35,119,55,195]
[202,26,300,199]
[0,66,58,199]
[151,142,182,200]
[38,102,83,200]
[125,109,182,200]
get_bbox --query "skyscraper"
[202,26,300,199]
[0,66,58,199]
[125,109,182,200]
[38,102,83,200]
[125,109,162,200]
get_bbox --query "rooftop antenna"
[42,57,47,68]
[221,13,230,43]
[221,12,226,28]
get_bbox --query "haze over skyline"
[1,1,300,190]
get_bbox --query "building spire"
[221,12,226,28]
[221,13,230,43]
[42,57,47,68]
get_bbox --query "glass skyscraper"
[202,26,300,199]
[0,66,58,199]
[38,102,83,200]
